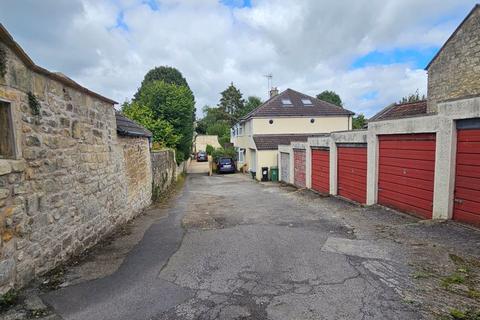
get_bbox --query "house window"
[0,101,15,159]
[281,98,292,106]
[238,148,245,162]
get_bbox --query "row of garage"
[280,119,480,228]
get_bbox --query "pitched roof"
[369,100,428,122]
[425,4,480,70]
[0,24,117,105]
[115,112,152,138]
[253,134,327,150]
[241,88,354,121]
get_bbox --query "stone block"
[33,74,47,101]
[0,188,9,199]
[10,160,26,172]
[72,120,84,139]
[0,258,15,286]
[0,160,12,176]
[2,230,13,242]
[14,184,28,195]
[26,135,41,147]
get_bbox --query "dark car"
[217,157,236,174]
[197,151,208,162]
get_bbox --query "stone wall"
[176,158,190,179]
[0,41,153,293]
[151,150,176,201]
[120,136,152,217]
[427,6,480,113]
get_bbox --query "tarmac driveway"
[42,173,480,320]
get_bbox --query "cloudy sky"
[0,0,477,117]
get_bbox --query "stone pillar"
[366,132,378,205]
[432,118,456,219]
[277,152,282,181]
[289,148,294,185]
[329,139,338,196]
[305,145,312,189]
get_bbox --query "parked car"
[197,151,208,162]
[217,157,236,174]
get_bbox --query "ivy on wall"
[0,47,6,78]
[28,92,41,116]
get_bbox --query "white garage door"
[280,152,290,183]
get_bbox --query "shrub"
[206,144,215,155]
[212,147,236,162]
[218,135,231,148]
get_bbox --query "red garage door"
[294,149,306,188]
[454,123,480,227]
[337,145,367,204]
[311,148,329,194]
[378,134,436,219]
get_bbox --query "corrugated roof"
[369,100,429,122]
[0,24,117,105]
[116,112,152,138]
[253,134,328,150]
[241,88,354,121]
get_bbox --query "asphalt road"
[42,173,480,319]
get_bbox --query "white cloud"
[0,0,475,116]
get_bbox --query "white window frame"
[237,148,245,163]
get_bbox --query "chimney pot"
[270,87,279,98]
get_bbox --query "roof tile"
[242,88,354,121]
[369,100,428,122]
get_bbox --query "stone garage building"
[426,4,480,113]
[0,24,155,293]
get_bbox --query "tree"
[218,82,245,125]
[196,105,230,134]
[237,96,262,119]
[127,80,195,162]
[352,114,367,129]
[195,120,207,135]
[398,89,426,104]
[316,90,343,107]
[134,66,191,99]
[212,146,236,162]
[122,101,181,149]
[206,122,230,138]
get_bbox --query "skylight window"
[301,98,313,105]
[281,98,292,106]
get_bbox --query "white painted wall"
[252,116,351,135]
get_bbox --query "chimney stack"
[270,87,279,98]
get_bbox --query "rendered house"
[231,88,354,180]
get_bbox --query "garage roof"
[369,100,429,122]
[116,112,152,138]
